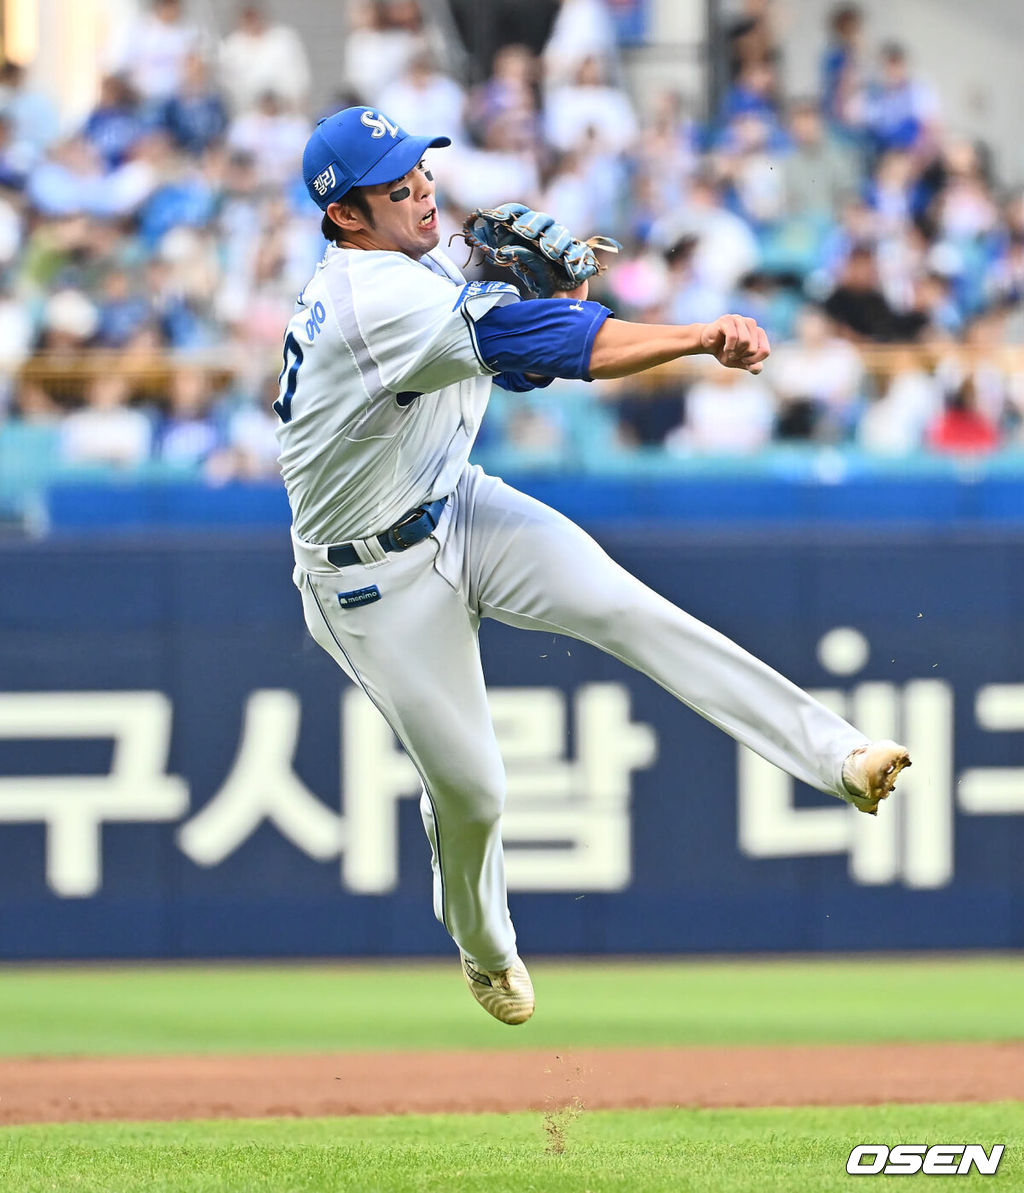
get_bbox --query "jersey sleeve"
[471,298,612,381]
[340,254,521,394]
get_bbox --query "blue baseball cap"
[302,106,451,210]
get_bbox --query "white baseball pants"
[292,464,867,971]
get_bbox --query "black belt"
[326,496,448,568]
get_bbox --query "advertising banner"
[0,527,1021,958]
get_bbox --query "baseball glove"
[459,202,620,298]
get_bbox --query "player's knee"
[436,769,505,828]
[462,784,505,828]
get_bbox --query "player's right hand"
[699,315,771,374]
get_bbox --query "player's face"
[361,159,440,258]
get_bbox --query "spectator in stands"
[162,53,228,154]
[542,0,618,88]
[779,100,859,218]
[720,60,780,126]
[935,309,1019,429]
[864,43,939,160]
[541,150,602,238]
[25,137,106,218]
[218,3,311,115]
[137,256,197,349]
[208,372,283,481]
[83,75,147,171]
[927,376,1000,454]
[212,149,264,323]
[932,139,999,242]
[824,244,926,341]
[913,269,963,338]
[650,175,759,293]
[634,91,699,216]
[985,230,1024,307]
[137,135,218,247]
[377,52,467,145]
[717,111,786,228]
[442,111,541,211]
[603,246,671,321]
[60,375,152,469]
[226,90,307,187]
[9,0,1024,475]
[468,44,540,149]
[102,127,187,222]
[821,4,865,133]
[38,289,99,353]
[95,268,154,348]
[343,1,427,103]
[725,0,778,80]
[770,304,864,440]
[732,270,802,341]
[18,214,96,295]
[12,380,62,424]
[544,55,637,155]
[153,367,223,467]
[666,359,775,455]
[247,195,317,331]
[858,350,941,454]
[605,364,686,448]
[109,0,203,109]
[664,235,733,326]
[0,61,59,162]
[816,195,878,286]
[865,148,924,237]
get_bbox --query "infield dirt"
[2,1041,1022,1125]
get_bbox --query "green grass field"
[2,954,1022,1055]
[1,956,1021,1192]
[3,1105,1022,1193]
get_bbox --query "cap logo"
[360,110,399,139]
[311,164,337,197]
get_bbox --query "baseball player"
[279,106,910,1026]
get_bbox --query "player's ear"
[327,199,372,234]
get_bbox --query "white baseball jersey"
[281,239,870,983]
[276,243,518,544]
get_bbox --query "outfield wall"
[1,523,1022,959]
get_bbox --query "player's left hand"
[700,315,771,374]
[461,204,619,298]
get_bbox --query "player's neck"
[336,231,426,260]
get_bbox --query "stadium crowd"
[3,0,1024,484]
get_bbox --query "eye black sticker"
[423,170,433,181]
[389,186,411,202]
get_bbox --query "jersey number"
[274,332,304,423]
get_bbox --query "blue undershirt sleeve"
[471,299,612,382]
[492,370,555,393]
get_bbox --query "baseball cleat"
[841,739,911,815]
[462,953,535,1024]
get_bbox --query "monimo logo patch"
[847,1144,1004,1175]
[337,586,381,608]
